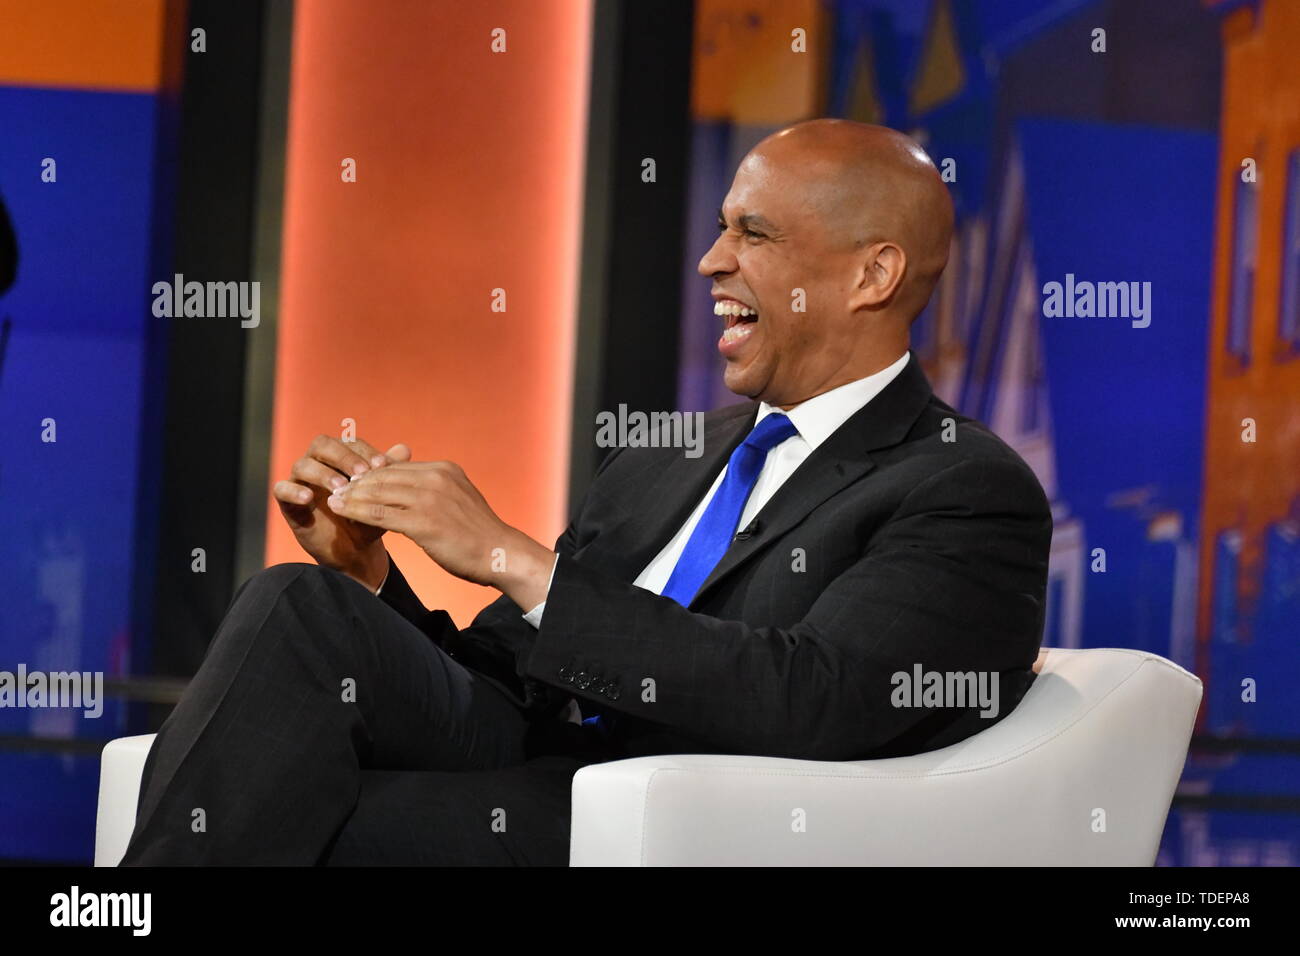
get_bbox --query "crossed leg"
[120,563,596,866]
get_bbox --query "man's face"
[697,150,855,406]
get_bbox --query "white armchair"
[96,647,1201,866]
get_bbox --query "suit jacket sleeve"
[375,555,458,648]
[522,454,1050,760]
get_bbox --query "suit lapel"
[688,352,935,608]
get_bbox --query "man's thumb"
[384,442,412,462]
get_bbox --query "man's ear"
[851,241,906,310]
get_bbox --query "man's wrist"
[495,537,556,611]
[521,554,559,629]
[344,547,390,593]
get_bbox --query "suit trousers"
[119,563,617,866]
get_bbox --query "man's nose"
[697,233,735,278]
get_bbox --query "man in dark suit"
[121,119,1050,866]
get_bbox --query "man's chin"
[722,365,768,401]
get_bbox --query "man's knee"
[240,562,317,595]
[213,563,370,665]
[237,562,362,606]
[226,563,368,641]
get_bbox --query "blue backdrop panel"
[0,85,165,861]
[1019,117,1215,651]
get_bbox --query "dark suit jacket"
[379,353,1052,762]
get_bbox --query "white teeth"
[722,322,755,344]
[713,301,757,317]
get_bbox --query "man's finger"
[344,467,424,492]
[341,436,391,469]
[338,477,420,507]
[290,455,353,494]
[325,491,410,533]
[308,433,377,477]
[272,479,315,507]
[384,442,412,463]
[359,461,446,474]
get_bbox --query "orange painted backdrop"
[267,0,591,625]
[0,0,167,91]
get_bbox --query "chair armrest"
[94,734,156,867]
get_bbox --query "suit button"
[604,681,621,701]
[558,660,576,682]
[576,671,592,690]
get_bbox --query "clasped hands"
[272,434,554,612]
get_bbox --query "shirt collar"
[754,351,911,451]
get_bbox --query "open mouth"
[714,299,759,345]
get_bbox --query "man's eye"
[717,221,765,241]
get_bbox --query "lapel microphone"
[734,519,761,541]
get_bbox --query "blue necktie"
[660,412,799,607]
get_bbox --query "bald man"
[121,120,1051,867]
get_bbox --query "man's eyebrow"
[739,213,777,232]
[717,208,779,232]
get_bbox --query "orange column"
[266,0,591,624]
[1195,0,1300,686]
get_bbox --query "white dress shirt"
[523,351,910,722]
